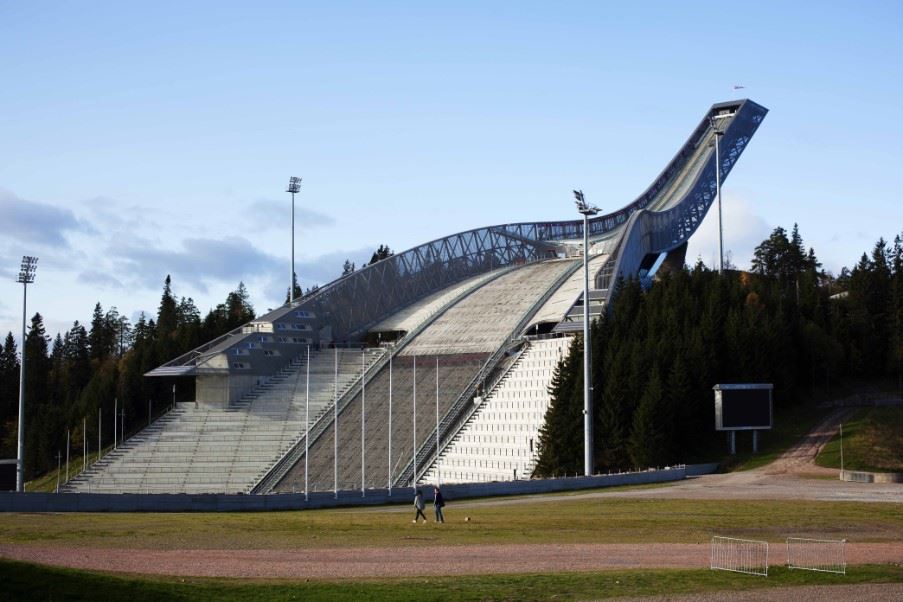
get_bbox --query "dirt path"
[763,408,854,477]
[1,542,901,579]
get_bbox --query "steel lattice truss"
[602,100,768,295]
[294,99,767,341]
[152,99,766,373]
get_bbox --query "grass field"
[816,406,903,473]
[2,496,901,549]
[1,559,900,601]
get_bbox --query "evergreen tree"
[0,333,19,456]
[64,321,92,404]
[23,313,53,477]
[628,369,665,468]
[342,259,355,275]
[889,234,903,391]
[225,282,254,325]
[368,244,394,265]
[157,276,178,333]
[105,307,131,356]
[155,275,179,361]
[89,303,109,360]
[285,272,303,303]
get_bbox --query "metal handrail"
[251,264,524,494]
[394,258,583,487]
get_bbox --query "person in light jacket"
[413,489,427,523]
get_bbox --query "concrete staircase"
[64,347,384,494]
[422,336,572,484]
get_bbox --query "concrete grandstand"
[64,99,767,494]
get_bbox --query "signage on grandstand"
[713,384,773,431]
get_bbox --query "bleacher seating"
[63,348,384,494]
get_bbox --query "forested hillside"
[535,226,903,475]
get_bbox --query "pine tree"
[628,369,665,469]
[0,333,20,456]
[225,282,254,326]
[89,302,109,360]
[0,333,19,403]
[155,275,179,362]
[156,275,178,339]
[890,234,903,391]
[285,272,303,303]
[23,313,52,477]
[368,244,394,265]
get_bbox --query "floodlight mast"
[15,255,38,493]
[286,177,302,304]
[709,118,725,272]
[573,191,599,477]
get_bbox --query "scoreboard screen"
[714,384,773,431]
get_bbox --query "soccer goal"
[710,536,769,577]
[786,537,846,574]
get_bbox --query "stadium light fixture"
[15,255,38,493]
[573,191,599,477]
[286,176,302,304]
[709,117,725,272]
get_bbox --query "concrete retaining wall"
[0,466,694,513]
[841,470,903,484]
[685,462,720,476]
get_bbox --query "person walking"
[433,486,445,523]
[413,489,427,523]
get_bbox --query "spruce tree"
[628,369,664,469]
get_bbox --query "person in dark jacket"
[433,486,445,523]
[413,489,427,523]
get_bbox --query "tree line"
[535,225,903,475]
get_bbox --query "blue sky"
[1,1,902,345]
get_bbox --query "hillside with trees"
[535,226,903,475]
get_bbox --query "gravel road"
[1,542,900,579]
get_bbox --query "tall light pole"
[16,255,37,493]
[574,191,599,477]
[286,177,302,304]
[710,118,725,273]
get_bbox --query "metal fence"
[786,537,846,574]
[710,536,769,577]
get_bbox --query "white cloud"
[108,235,285,292]
[245,199,335,232]
[0,187,95,247]
[685,192,772,270]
